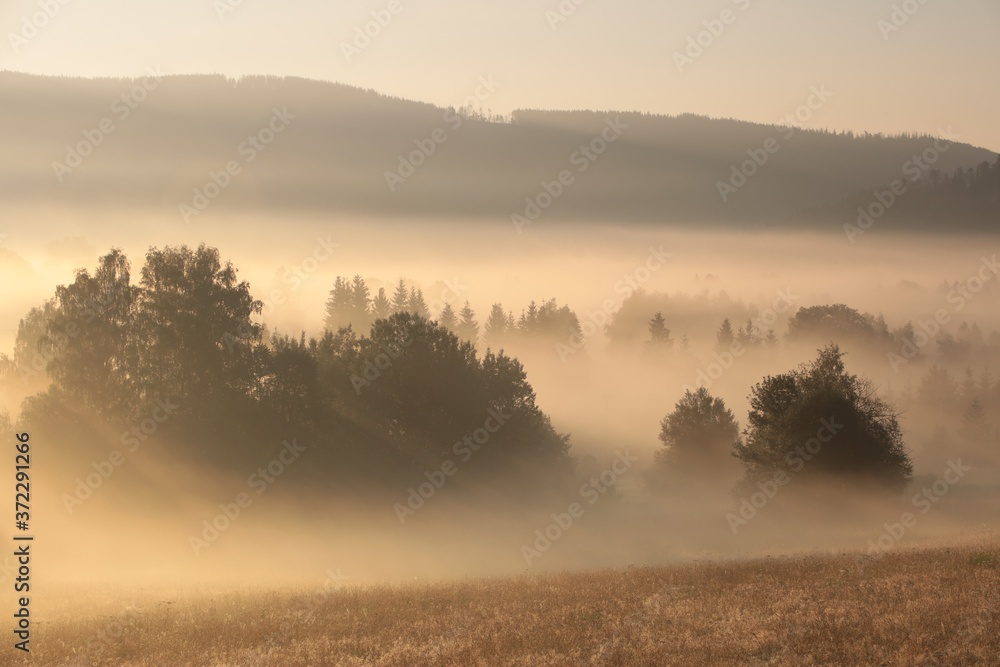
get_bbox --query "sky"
[1,0,998,152]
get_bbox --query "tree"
[456,301,479,344]
[652,388,740,485]
[324,277,352,331]
[438,302,457,330]
[734,345,913,493]
[737,318,758,347]
[370,288,392,321]
[391,279,409,313]
[350,275,371,332]
[408,287,430,319]
[352,313,571,478]
[134,245,262,423]
[484,303,509,349]
[6,301,59,387]
[762,329,778,349]
[518,299,581,344]
[646,312,673,351]
[522,301,539,332]
[46,249,139,419]
[716,318,735,350]
[786,304,877,343]
[260,332,317,425]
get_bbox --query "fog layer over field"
[1,216,998,586]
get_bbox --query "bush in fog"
[648,387,741,492]
[734,345,913,493]
[786,304,884,344]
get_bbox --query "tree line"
[0,246,573,495]
[2,245,968,504]
[817,154,1000,228]
[323,274,582,350]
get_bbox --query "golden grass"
[12,542,1000,667]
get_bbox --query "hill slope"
[1,72,995,229]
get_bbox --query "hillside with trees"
[1,72,996,229]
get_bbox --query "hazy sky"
[1,0,998,151]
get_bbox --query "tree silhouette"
[46,249,138,419]
[514,299,582,345]
[391,279,409,313]
[408,287,430,319]
[734,345,912,493]
[10,302,57,377]
[716,318,735,350]
[646,312,673,352]
[651,387,740,491]
[786,304,877,343]
[484,303,509,349]
[351,313,571,477]
[438,302,457,330]
[520,301,539,332]
[762,329,778,349]
[324,276,353,331]
[370,288,392,321]
[350,275,371,332]
[737,318,758,347]
[135,245,262,425]
[261,332,317,425]
[456,301,479,344]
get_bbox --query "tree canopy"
[734,345,913,493]
[651,388,740,492]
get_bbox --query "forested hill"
[809,155,1000,232]
[0,72,995,229]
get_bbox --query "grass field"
[12,541,1000,667]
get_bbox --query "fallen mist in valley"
[1,215,998,589]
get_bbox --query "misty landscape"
[0,1,998,665]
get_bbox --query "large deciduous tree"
[135,244,262,419]
[734,345,912,493]
[46,248,139,419]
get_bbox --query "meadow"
[11,539,999,667]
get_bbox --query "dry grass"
[12,542,1000,667]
